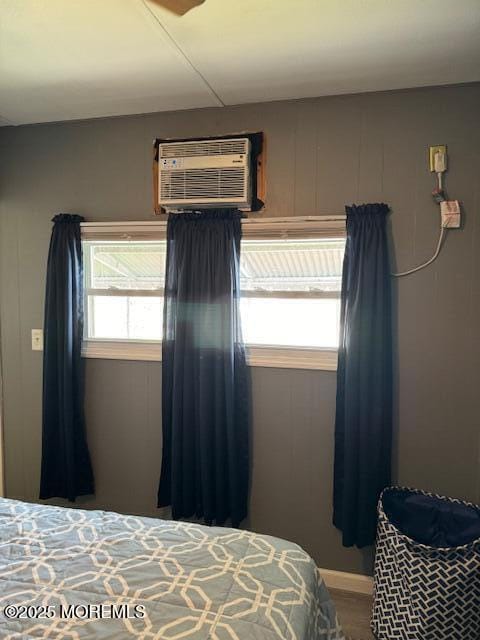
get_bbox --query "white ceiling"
[1,0,479,125]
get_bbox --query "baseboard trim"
[319,569,373,595]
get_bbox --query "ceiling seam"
[140,0,225,107]
[0,115,17,126]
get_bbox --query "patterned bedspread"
[0,498,344,639]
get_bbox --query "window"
[84,241,166,341]
[82,219,345,369]
[240,238,343,349]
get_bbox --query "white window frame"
[81,216,346,371]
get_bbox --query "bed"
[0,498,344,639]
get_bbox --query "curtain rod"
[80,215,346,228]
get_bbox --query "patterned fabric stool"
[372,486,480,640]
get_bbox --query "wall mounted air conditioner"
[158,137,252,210]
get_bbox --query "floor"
[330,589,374,640]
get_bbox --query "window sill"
[82,341,338,371]
[82,340,162,362]
[246,345,337,370]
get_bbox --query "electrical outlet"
[31,329,44,351]
[429,145,447,172]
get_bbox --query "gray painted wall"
[1,83,479,576]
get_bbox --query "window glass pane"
[240,238,344,293]
[88,296,128,339]
[85,241,166,290]
[240,297,340,348]
[239,237,345,348]
[128,297,163,340]
[88,295,163,340]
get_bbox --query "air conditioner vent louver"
[161,139,247,158]
[158,137,251,210]
[161,168,246,201]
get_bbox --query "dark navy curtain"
[158,210,249,526]
[333,203,393,548]
[40,214,94,501]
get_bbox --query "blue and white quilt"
[0,498,344,639]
